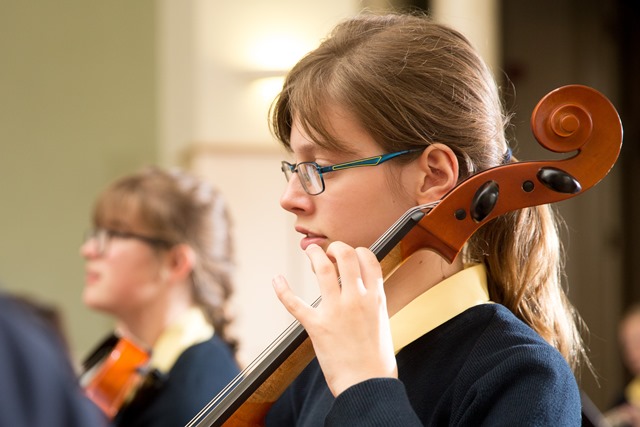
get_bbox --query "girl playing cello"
[266,12,585,426]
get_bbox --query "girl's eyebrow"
[290,139,317,158]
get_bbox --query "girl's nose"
[80,236,98,258]
[280,173,314,214]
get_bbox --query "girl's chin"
[82,294,112,313]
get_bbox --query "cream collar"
[389,264,490,354]
[150,307,214,373]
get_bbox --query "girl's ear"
[162,244,196,283]
[414,143,459,203]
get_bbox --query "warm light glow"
[250,76,286,105]
[247,35,311,71]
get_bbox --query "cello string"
[369,202,439,254]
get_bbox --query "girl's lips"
[84,270,100,284]
[300,234,326,250]
[296,228,327,250]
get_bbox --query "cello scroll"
[399,84,623,263]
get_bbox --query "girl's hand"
[272,242,397,397]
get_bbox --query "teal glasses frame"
[281,148,422,196]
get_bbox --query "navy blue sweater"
[266,304,581,426]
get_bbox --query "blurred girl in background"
[80,167,240,427]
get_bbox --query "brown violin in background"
[187,84,623,427]
[80,334,151,419]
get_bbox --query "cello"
[187,84,623,426]
[80,333,151,419]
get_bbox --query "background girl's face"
[280,107,417,251]
[621,313,640,376]
[80,220,166,319]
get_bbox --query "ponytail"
[466,204,588,371]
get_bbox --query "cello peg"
[470,180,499,223]
[536,167,582,194]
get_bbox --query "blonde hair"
[270,13,587,370]
[93,167,237,352]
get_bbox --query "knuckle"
[354,246,375,260]
[314,261,336,277]
[328,241,357,260]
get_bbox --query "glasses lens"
[298,163,324,195]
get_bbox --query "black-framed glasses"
[281,149,422,195]
[84,228,174,256]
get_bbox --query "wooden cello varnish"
[82,336,150,419]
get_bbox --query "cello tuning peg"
[470,180,499,223]
[536,167,582,194]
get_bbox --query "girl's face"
[80,222,167,319]
[280,107,417,252]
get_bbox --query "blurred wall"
[0,1,158,360]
